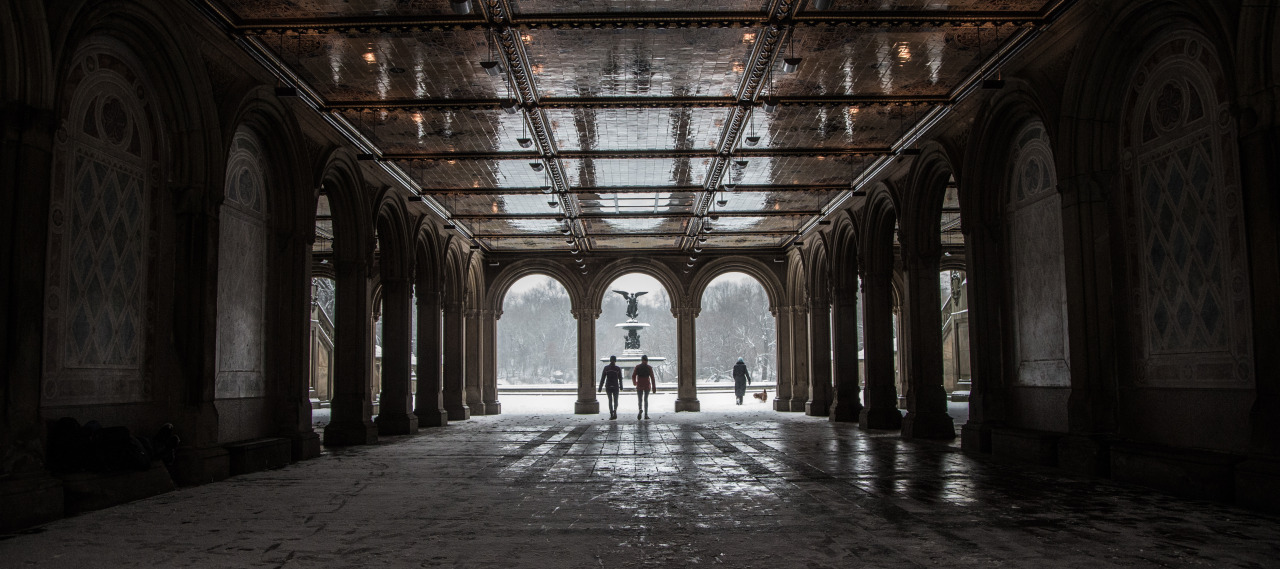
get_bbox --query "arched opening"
[938,181,972,426]
[696,272,776,410]
[595,273,676,415]
[308,195,336,429]
[495,274,575,413]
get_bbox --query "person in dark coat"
[598,355,623,420]
[632,355,656,420]
[732,358,752,405]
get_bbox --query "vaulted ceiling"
[197,0,1068,254]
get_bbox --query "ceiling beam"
[382,147,891,161]
[231,12,1043,34]
[324,95,947,111]
[453,210,821,219]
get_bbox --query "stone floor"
[2,399,1277,568]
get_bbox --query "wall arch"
[584,258,686,315]
[485,259,584,317]
[686,256,783,313]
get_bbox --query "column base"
[575,399,600,414]
[170,445,231,486]
[859,406,903,430]
[0,472,63,532]
[483,400,502,415]
[675,398,700,412]
[375,412,420,436]
[773,398,793,412]
[288,431,322,462]
[467,402,486,415]
[445,405,471,421]
[805,400,831,417]
[415,409,449,428]
[828,400,862,423]
[1057,433,1111,477]
[961,421,993,454]
[323,420,379,446]
[902,411,956,440]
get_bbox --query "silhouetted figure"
[733,358,752,405]
[599,355,623,420]
[632,355,656,420]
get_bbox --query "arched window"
[43,42,159,406]
[1006,121,1070,388]
[1121,34,1253,386]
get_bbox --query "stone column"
[859,271,902,430]
[573,308,601,414]
[374,277,418,435]
[829,287,863,422]
[786,305,810,412]
[960,220,1006,452]
[674,306,700,411]
[481,309,501,415]
[442,302,470,420]
[900,256,955,439]
[414,291,447,427]
[324,260,379,445]
[806,300,833,417]
[463,308,485,415]
[772,306,794,411]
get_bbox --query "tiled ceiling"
[202,0,1067,253]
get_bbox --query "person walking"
[732,357,752,405]
[598,355,623,420]
[632,355,656,420]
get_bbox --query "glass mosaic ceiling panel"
[203,0,1066,251]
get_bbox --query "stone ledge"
[1109,441,1243,502]
[59,461,174,515]
[991,427,1062,466]
[226,437,292,476]
[0,473,63,532]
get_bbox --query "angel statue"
[613,290,648,320]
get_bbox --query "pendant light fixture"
[481,30,503,76]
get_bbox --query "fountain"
[601,290,666,378]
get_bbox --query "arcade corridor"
[2,411,1277,568]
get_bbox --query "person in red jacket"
[631,355,656,420]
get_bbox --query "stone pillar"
[860,271,902,430]
[960,220,1006,452]
[414,291,447,427]
[829,287,863,422]
[463,308,485,415]
[481,309,501,415]
[442,302,470,420]
[573,308,600,414]
[324,260,379,445]
[675,306,700,412]
[806,300,833,417]
[374,277,418,435]
[772,306,794,411]
[900,256,955,439]
[786,305,810,412]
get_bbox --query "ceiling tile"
[270,30,507,101]
[465,218,567,235]
[740,104,932,149]
[722,155,871,187]
[706,215,812,233]
[773,25,1020,97]
[576,191,698,215]
[582,217,690,234]
[512,0,770,13]
[344,108,533,154]
[588,235,683,250]
[805,0,1050,11]
[221,0,456,19]
[428,193,560,215]
[526,27,756,98]
[710,190,840,213]
[478,236,577,251]
[700,234,791,248]
[401,159,552,190]
[562,157,714,188]
[547,107,730,151]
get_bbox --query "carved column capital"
[571,308,601,320]
[674,306,700,319]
